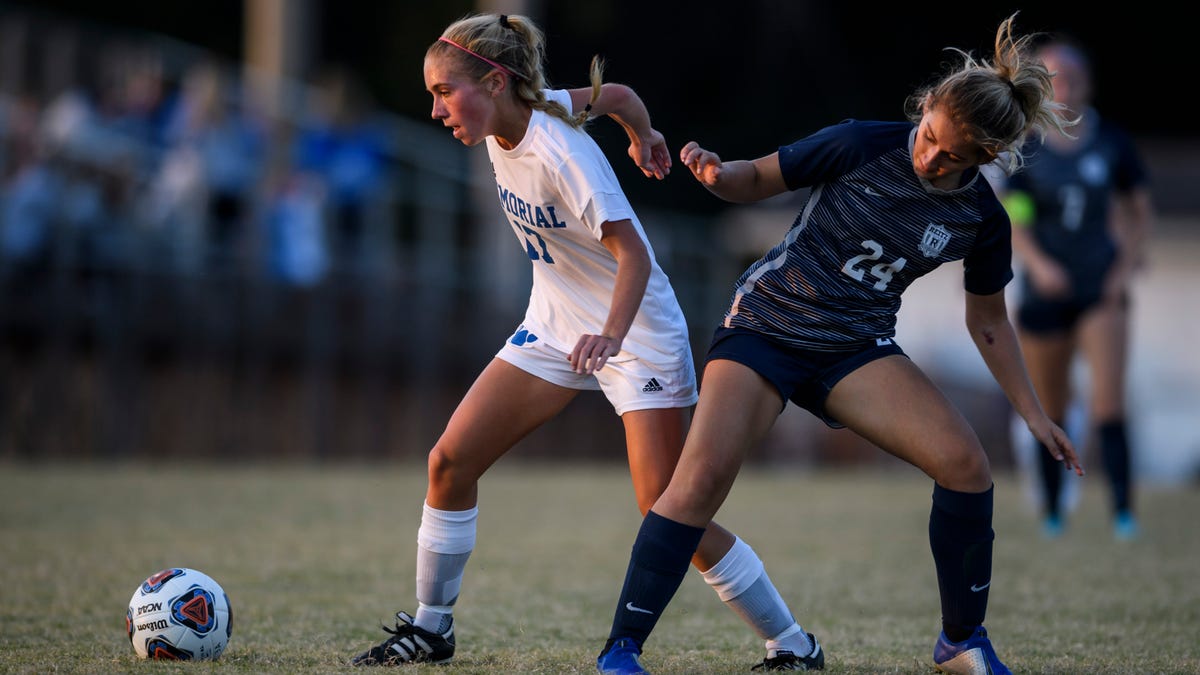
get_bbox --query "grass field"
[1,461,1197,674]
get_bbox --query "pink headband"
[438,37,516,78]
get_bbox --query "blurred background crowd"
[0,2,487,462]
[1,1,1196,485]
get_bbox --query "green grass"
[1,461,1197,674]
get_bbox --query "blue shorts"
[705,326,906,429]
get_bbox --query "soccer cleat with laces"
[596,637,649,674]
[933,625,1011,675]
[351,611,455,666]
[752,632,824,670]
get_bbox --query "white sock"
[700,536,812,657]
[413,502,477,634]
[765,622,813,659]
[413,604,453,635]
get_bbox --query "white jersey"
[485,89,690,363]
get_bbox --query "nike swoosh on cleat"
[625,602,654,614]
[970,581,991,592]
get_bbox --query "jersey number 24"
[842,240,906,291]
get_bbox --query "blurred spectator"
[96,43,173,176]
[159,60,267,269]
[264,170,329,288]
[1,93,57,276]
[292,66,389,265]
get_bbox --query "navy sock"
[929,483,994,642]
[606,510,705,650]
[1099,419,1132,513]
[1036,419,1064,517]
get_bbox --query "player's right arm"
[567,218,649,376]
[679,142,787,204]
[1001,188,1069,298]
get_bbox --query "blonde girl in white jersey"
[351,12,821,671]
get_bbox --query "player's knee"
[1090,401,1126,424]
[931,445,992,491]
[426,445,464,487]
[658,473,727,521]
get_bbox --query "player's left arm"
[1105,186,1154,300]
[568,219,650,375]
[568,83,671,180]
[964,289,1084,475]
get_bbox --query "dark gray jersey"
[1006,111,1148,300]
[723,120,1013,350]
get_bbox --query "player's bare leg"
[1078,299,1137,538]
[1017,328,1075,535]
[425,358,577,510]
[651,359,782,527]
[828,355,1005,672]
[604,364,822,671]
[353,359,576,666]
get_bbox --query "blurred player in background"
[998,37,1153,541]
[352,12,816,670]
[594,13,1081,675]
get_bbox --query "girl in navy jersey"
[352,13,812,669]
[596,13,1082,675]
[999,38,1153,541]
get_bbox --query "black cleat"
[351,611,455,666]
[752,633,824,671]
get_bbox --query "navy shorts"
[1018,290,1128,335]
[705,326,907,429]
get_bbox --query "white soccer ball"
[126,567,232,660]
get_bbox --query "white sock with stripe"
[414,502,477,634]
[700,536,813,658]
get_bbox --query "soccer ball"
[126,567,232,660]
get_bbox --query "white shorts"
[496,326,698,415]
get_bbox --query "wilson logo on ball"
[127,567,231,661]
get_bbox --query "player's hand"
[1101,262,1135,304]
[680,141,723,186]
[1031,418,1085,476]
[1101,272,1127,305]
[629,129,671,180]
[1029,259,1071,299]
[568,333,620,375]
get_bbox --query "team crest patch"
[919,223,950,257]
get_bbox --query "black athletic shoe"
[752,633,824,671]
[351,611,455,666]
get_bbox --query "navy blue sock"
[1036,420,1064,518]
[929,483,994,643]
[605,510,705,650]
[1099,419,1132,513]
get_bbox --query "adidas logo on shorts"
[642,378,663,392]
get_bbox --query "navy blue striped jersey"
[723,119,1013,350]
[1005,111,1148,297]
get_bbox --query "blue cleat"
[1114,510,1139,541]
[933,626,1011,675]
[597,637,649,675]
[1041,514,1063,539]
